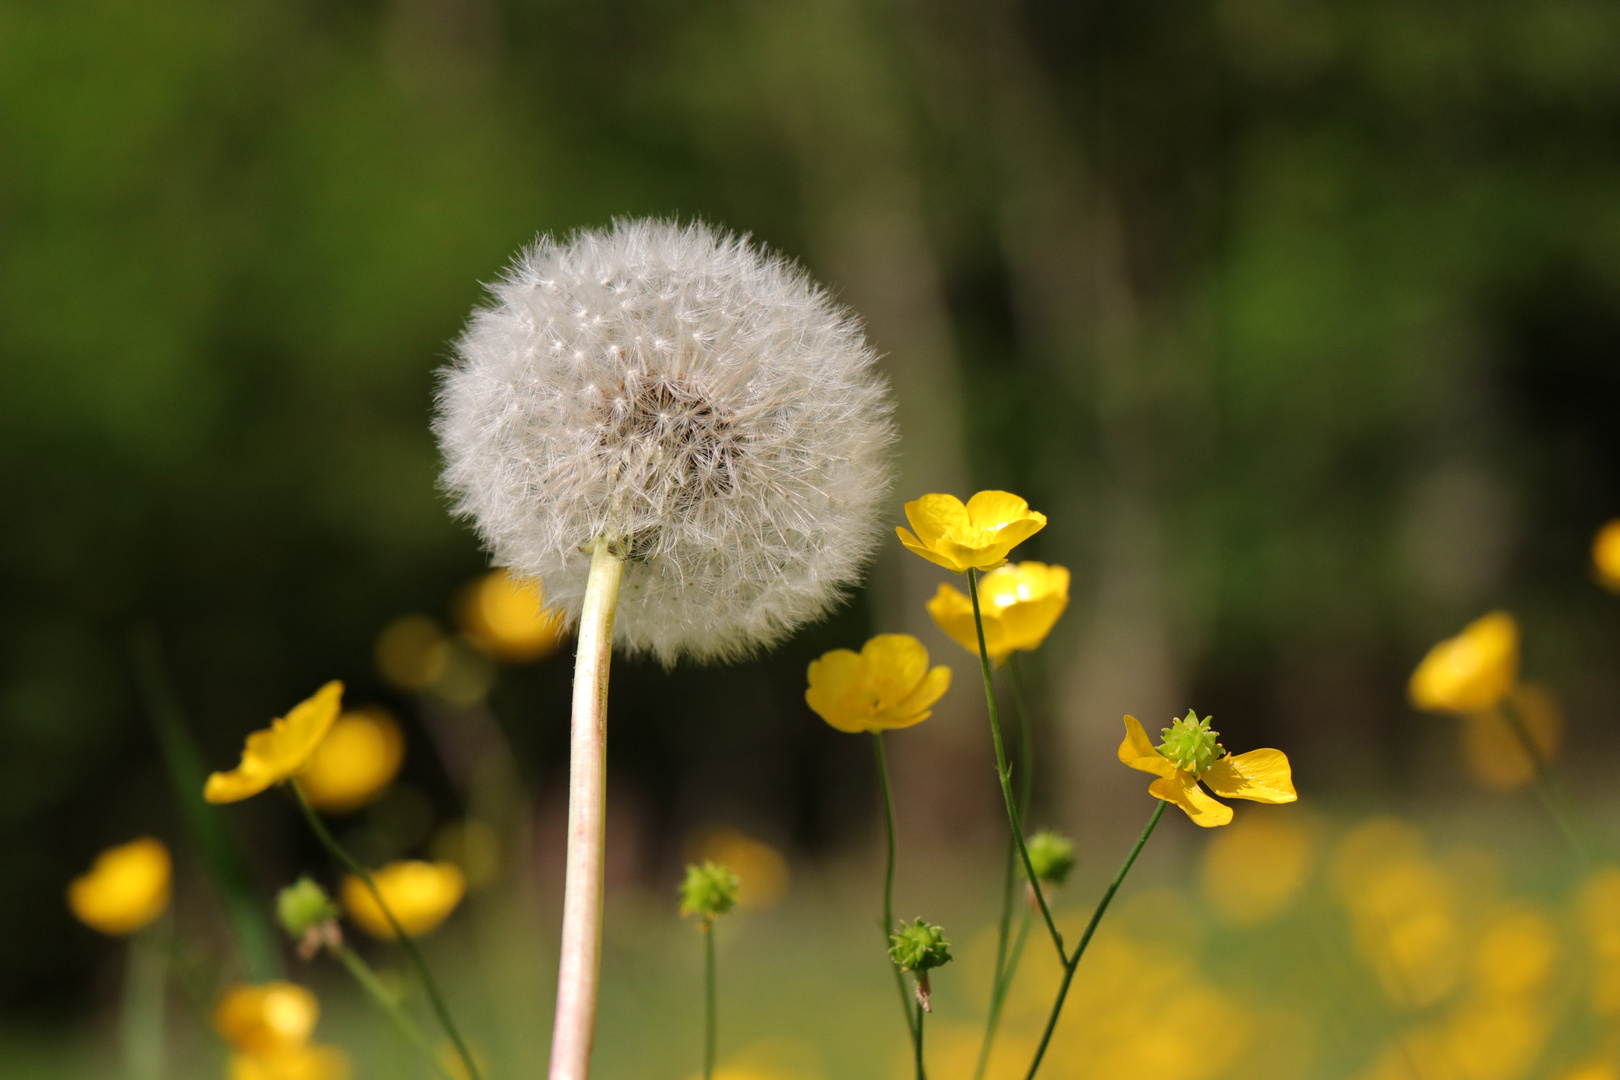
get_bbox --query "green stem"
[1496,696,1597,864]
[123,926,167,1080]
[872,733,922,1063]
[973,656,1038,1080]
[975,906,1033,1080]
[967,571,1065,963]
[128,627,279,980]
[1025,801,1166,1079]
[289,781,483,1080]
[332,944,457,1080]
[703,924,717,1080]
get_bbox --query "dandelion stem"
[331,943,457,1080]
[973,655,1037,1080]
[1497,695,1598,864]
[123,925,167,1080]
[966,570,1065,963]
[289,781,483,1080]
[872,732,923,1065]
[1025,801,1166,1080]
[550,538,625,1080]
[703,924,717,1080]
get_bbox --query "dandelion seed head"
[435,219,895,663]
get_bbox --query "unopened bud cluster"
[1025,831,1076,886]
[277,877,343,958]
[679,861,739,925]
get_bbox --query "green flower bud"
[276,876,340,938]
[1025,831,1076,886]
[888,918,952,974]
[679,861,739,923]
[1157,709,1224,777]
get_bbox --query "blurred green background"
[5,1,1620,1077]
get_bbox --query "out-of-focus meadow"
[6,1,1620,1078]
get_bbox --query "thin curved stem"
[973,655,1038,1080]
[1025,801,1166,1079]
[914,995,928,1080]
[967,570,1065,963]
[703,924,717,1080]
[873,733,922,1065]
[1496,695,1597,864]
[332,944,456,1080]
[290,781,482,1080]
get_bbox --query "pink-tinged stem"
[548,539,624,1080]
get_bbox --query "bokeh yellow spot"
[376,615,450,691]
[1578,867,1620,1017]
[1474,905,1558,999]
[1335,820,1462,1009]
[1593,518,1620,592]
[1201,813,1312,926]
[228,1045,350,1080]
[342,860,466,939]
[294,706,405,814]
[688,828,790,909]
[214,982,320,1055]
[1409,611,1519,716]
[66,837,171,936]
[458,568,565,662]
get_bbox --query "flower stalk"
[330,943,456,1080]
[1496,696,1597,864]
[549,538,625,1080]
[288,781,482,1080]
[122,925,168,1080]
[967,570,1065,962]
[872,733,922,1067]
[1025,801,1166,1080]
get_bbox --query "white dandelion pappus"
[435,218,896,663]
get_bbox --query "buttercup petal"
[904,494,970,546]
[276,682,346,769]
[805,650,865,732]
[886,664,952,724]
[861,633,931,695]
[1203,749,1297,804]
[964,490,1034,528]
[204,763,279,804]
[925,583,989,657]
[1148,771,1233,827]
[986,514,1047,554]
[897,528,970,573]
[1119,715,1176,778]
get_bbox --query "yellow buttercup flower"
[1409,612,1519,715]
[214,982,320,1055]
[459,568,565,662]
[1118,712,1296,828]
[804,633,951,734]
[1595,519,1620,592]
[67,837,171,935]
[205,683,345,804]
[293,706,405,814]
[341,860,466,939]
[926,561,1069,663]
[895,491,1047,573]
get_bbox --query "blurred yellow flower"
[1200,814,1311,926]
[1409,612,1519,716]
[689,827,791,909]
[214,982,320,1055]
[896,491,1046,573]
[1561,1062,1620,1080]
[341,860,466,940]
[1578,867,1620,1017]
[804,633,951,734]
[375,615,450,691]
[229,1046,350,1080]
[1461,683,1562,791]
[1118,714,1296,828]
[459,569,565,662]
[66,837,171,936]
[205,683,345,804]
[925,562,1069,663]
[1594,519,1620,592]
[293,706,405,814]
[1474,905,1557,1000]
